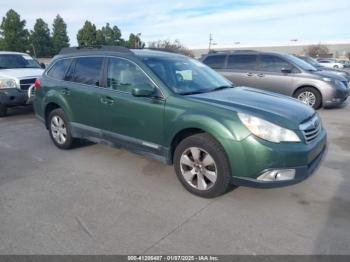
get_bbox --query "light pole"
[208,33,217,52]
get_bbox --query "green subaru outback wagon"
[33,46,327,198]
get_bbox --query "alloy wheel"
[179,147,217,191]
[50,115,67,145]
[297,91,316,107]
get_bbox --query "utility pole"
[208,33,217,53]
[209,33,213,52]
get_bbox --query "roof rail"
[59,45,133,55]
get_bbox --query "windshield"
[0,54,41,69]
[286,54,318,72]
[300,56,321,67]
[141,55,232,95]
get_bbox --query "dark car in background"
[297,55,350,82]
[201,51,349,109]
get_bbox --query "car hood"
[313,70,347,81]
[316,66,349,76]
[188,87,315,130]
[0,68,44,79]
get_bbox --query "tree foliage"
[30,18,52,57]
[304,44,330,58]
[52,15,69,55]
[148,39,194,57]
[0,9,29,52]
[77,21,98,47]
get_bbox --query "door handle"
[247,72,254,77]
[100,96,114,105]
[60,88,71,95]
[257,73,265,77]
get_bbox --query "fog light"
[257,169,296,181]
[332,98,341,102]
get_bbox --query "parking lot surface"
[0,104,349,255]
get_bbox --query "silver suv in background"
[0,51,44,116]
[201,51,349,109]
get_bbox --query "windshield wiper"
[179,90,207,95]
[209,85,233,92]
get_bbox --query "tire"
[173,133,232,198]
[294,87,322,109]
[334,65,339,69]
[48,108,75,149]
[0,104,7,117]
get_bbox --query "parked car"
[201,50,349,109]
[296,55,350,82]
[33,46,327,198]
[0,51,44,116]
[339,60,350,68]
[317,58,344,69]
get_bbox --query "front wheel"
[294,87,322,109]
[174,133,232,198]
[48,108,75,149]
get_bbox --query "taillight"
[34,79,41,89]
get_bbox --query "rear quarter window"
[202,55,226,69]
[47,59,71,80]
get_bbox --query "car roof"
[204,50,289,57]
[56,46,186,60]
[0,51,30,56]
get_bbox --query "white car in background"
[317,58,344,69]
[0,51,44,116]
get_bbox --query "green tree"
[126,33,144,48]
[101,23,122,45]
[148,39,194,57]
[96,29,106,45]
[52,15,69,55]
[77,21,97,47]
[30,18,52,57]
[0,9,29,52]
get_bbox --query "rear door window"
[69,57,103,86]
[202,55,226,69]
[227,54,257,70]
[47,59,71,80]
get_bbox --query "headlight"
[238,113,300,143]
[0,78,17,89]
[322,77,332,82]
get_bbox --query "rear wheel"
[48,108,75,149]
[0,104,7,117]
[294,87,322,109]
[174,133,232,198]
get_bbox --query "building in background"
[191,40,350,59]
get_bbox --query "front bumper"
[231,144,327,188]
[0,88,28,106]
[323,82,349,107]
[226,127,327,188]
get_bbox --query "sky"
[1,0,350,48]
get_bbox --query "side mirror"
[40,63,46,69]
[131,84,156,97]
[281,67,292,74]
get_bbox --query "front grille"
[300,115,322,144]
[19,78,36,91]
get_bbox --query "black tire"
[294,87,322,109]
[173,133,232,198]
[0,104,7,117]
[48,108,75,149]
